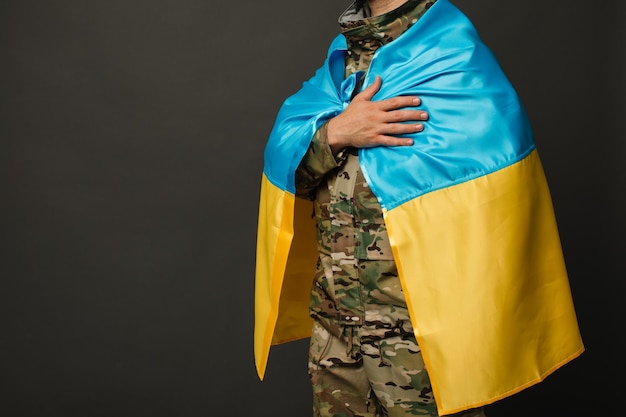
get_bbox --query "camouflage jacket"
[295,0,436,262]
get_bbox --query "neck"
[366,0,408,16]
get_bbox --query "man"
[254,1,584,416]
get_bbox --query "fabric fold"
[255,0,583,413]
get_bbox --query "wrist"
[327,118,347,156]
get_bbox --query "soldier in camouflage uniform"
[295,1,487,416]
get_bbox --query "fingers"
[376,135,415,147]
[391,137,415,146]
[355,75,382,101]
[379,95,422,111]
[384,109,428,123]
[384,121,425,135]
[376,111,427,144]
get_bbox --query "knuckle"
[388,112,401,123]
[389,97,404,108]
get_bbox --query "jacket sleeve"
[294,122,349,200]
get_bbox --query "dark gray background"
[1,1,624,416]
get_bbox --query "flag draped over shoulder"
[254,0,584,414]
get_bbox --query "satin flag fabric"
[255,0,584,414]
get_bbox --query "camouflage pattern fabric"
[308,256,430,416]
[308,257,486,417]
[295,0,439,259]
[294,0,483,415]
[341,0,437,75]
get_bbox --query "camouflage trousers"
[308,256,486,417]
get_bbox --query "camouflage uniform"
[295,1,486,416]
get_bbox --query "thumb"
[354,75,382,102]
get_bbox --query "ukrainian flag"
[255,0,584,414]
